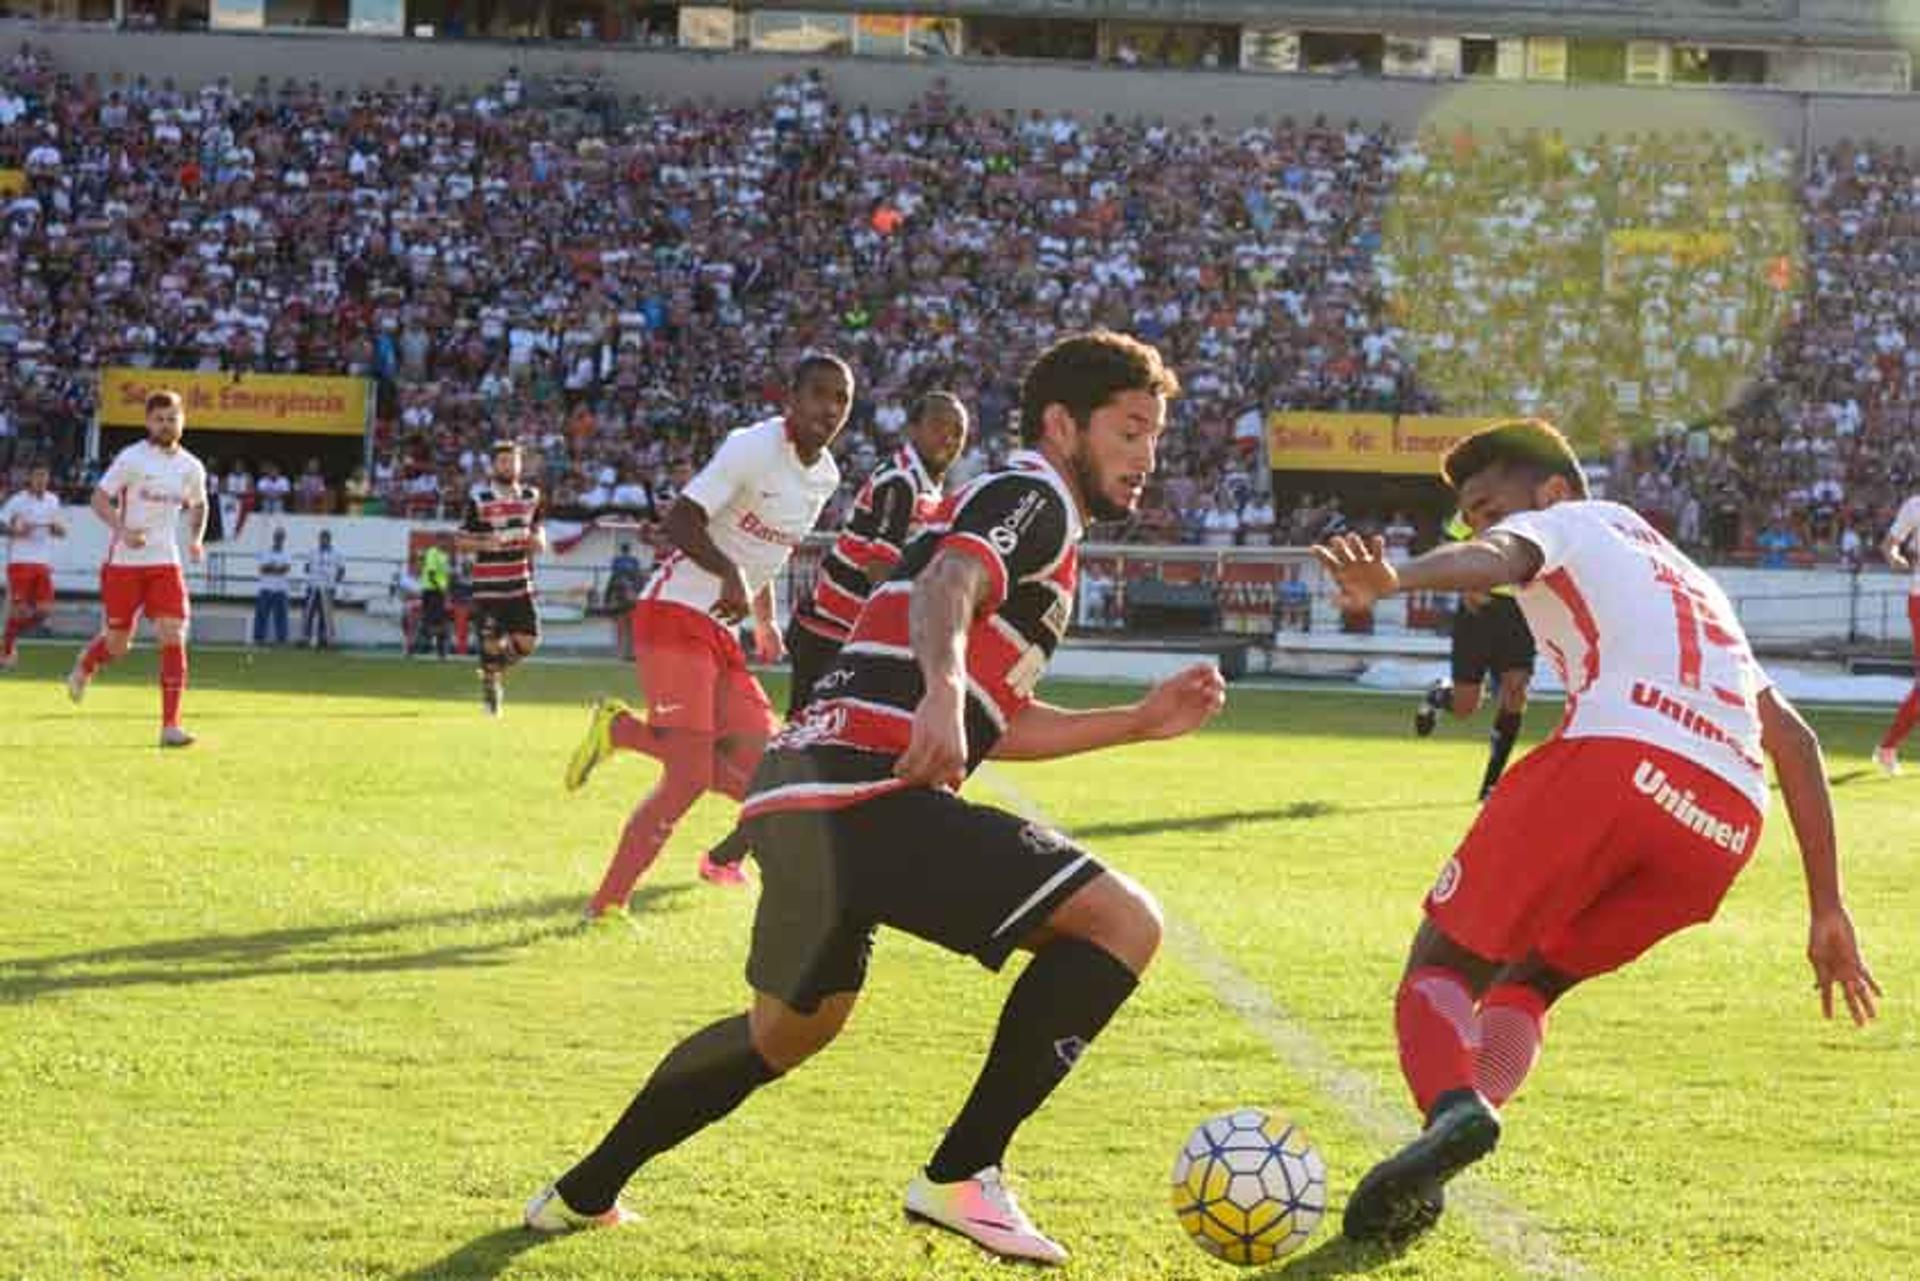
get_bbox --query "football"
[1171,1108,1327,1266]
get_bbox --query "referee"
[412,541,452,659]
[1414,514,1535,800]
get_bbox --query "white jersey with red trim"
[97,441,209,568]
[1495,500,1771,811]
[1,491,63,566]
[643,417,840,615]
[1887,495,1920,596]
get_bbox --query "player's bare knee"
[1452,686,1483,718]
[1049,872,1162,975]
[750,991,855,1072]
[105,631,133,656]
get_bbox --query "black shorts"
[1451,594,1535,686]
[474,594,540,640]
[743,787,1106,1014]
[782,621,844,719]
[419,589,448,629]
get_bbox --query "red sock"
[1883,685,1920,752]
[1395,966,1479,1117]
[1474,983,1549,1107]
[711,737,766,803]
[610,708,667,762]
[1,615,19,657]
[160,643,187,727]
[589,734,713,913]
[79,635,115,677]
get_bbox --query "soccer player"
[565,354,854,913]
[458,441,546,716]
[1,461,66,670]
[1873,490,1920,775]
[701,390,971,876]
[1313,419,1881,1246]
[524,331,1224,1266]
[1416,517,1535,800]
[66,390,209,748]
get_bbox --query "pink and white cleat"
[522,1184,635,1234]
[904,1166,1069,1265]
[697,851,751,888]
[1875,746,1901,777]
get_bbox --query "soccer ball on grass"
[1171,1108,1326,1265]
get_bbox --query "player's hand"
[187,541,206,564]
[1311,533,1399,612]
[121,527,148,550]
[50,521,66,538]
[895,677,967,790]
[1133,663,1227,741]
[1807,905,1881,1026]
[712,568,752,624]
[753,620,785,664]
[1889,547,1913,572]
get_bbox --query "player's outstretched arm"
[893,548,988,789]
[992,663,1226,762]
[1312,532,1540,611]
[1757,686,1882,1026]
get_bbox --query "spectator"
[257,463,291,516]
[1201,493,1241,548]
[1241,491,1277,547]
[301,529,346,649]
[253,527,293,647]
[1756,518,1800,569]
[295,458,329,514]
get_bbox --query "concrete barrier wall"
[28,25,1920,144]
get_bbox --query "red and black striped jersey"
[743,450,1082,820]
[792,444,944,644]
[462,482,543,600]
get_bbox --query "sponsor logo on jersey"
[1629,680,1762,769]
[1632,758,1753,854]
[739,509,803,548]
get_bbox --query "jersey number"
[1651,559,1748,704]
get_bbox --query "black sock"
[709,824,752,867]
[925,938,1140,1183]
[1425,684,1453,712]
[1482,710,1523,794]
[554,1014,780,1214]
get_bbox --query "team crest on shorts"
[1019,823,1073,858]
[1431,857,1463,904]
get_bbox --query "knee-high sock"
[1883,684,1920,752]
[1395,966,1480,1118]
[160,643,187,727]
[554,1014,780,1215]
[79,635,116,678]
[589,732,714,912]
[610,707,669,764]
[1473,983,1550,1107]
[1482,709,1523,794]
[925,938,1140,1182]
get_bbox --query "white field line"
[976,766,1597,1281]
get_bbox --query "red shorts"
[1908,595,1919,660]
[631,600,777,740]
[100,563,190,631]
[1426,738,1761,979]
[6,563,53,611]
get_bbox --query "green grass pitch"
[1,647,1912,1280]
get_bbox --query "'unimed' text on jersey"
[462,482,543,601]
[1496,500,1771,811]
[792,443,944,644]
[743,450,1083,820]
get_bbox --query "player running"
[1415,518,1535,800]
[458,441,546,717]
[524,331,1223,1265]
[1,462,67,669]
[567,354,853,915]
[701,390,971,876]
[1873,490,1920,775]
[1314,419,1881,1246]
[65,390,209,747]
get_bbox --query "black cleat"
[482,677,503,718]
[1344,1090,1499,1245]
[1415,704,1438,738]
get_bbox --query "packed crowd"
[0,41,1915,563]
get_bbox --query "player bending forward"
[525,331,1224,1265]
[66,390,209,747]
[1873,490,1920,775]
[1314,418,1881,1246]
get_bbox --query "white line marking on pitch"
[976,766,1596,1281]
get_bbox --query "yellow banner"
[1267,412,1490,475]
[1608,228,1735,266]
[0,169,24,197]
[99,369,368,436]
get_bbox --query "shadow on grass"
[0,886,690,1003]
[1256,1234,1413,1278]
[1070,799,1470,841]
[397,1225,548,1281]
